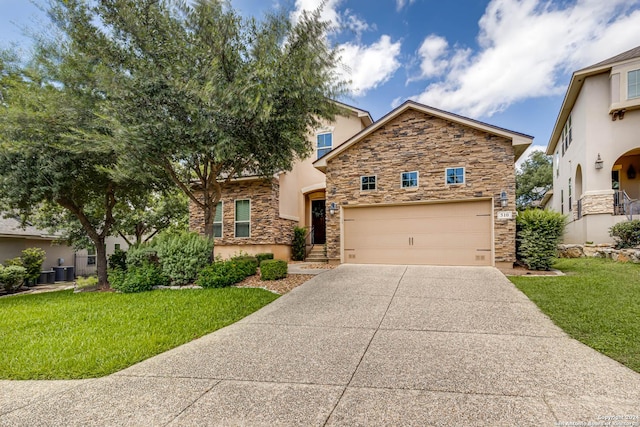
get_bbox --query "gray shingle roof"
[0,216,59,239]
[578,45,640,72]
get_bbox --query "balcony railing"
[614,190,640,220]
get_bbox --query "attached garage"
[342,200,493,266]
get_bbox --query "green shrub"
[610,220,640,249]
[260,259,288,281]
[517,209,566,270]
[108,268,126,289]
[230,256,259,277]
[75,276,99,289]
[255,253,274,263]
[196,260,246,288]
[108,248,128,271]
[126,246,159,268]
[111,262,169,293]
[3,257,23,267]
[291,226,306,261]
[0,265,27,293]
[21,248,46,284]
[154,231,214,285]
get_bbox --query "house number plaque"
[497,211,513,220]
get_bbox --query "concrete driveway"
[2,265,640,426]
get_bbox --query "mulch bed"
[235,273,315,294]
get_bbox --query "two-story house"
[190,100,532,267]
[545,46,640,244]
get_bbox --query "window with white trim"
[561,114,572,155]
[629,70,640,99]
[446,167,465,184]
[401,171,418,188]
[317,133,332,159]
[568,178,572,211]
[235,199,250,238]
[360,175,376,191]
[214,201,223,238]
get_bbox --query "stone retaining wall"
[558,244,640,263]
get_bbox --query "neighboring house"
[190,100,532,267]
[545,45,640,244]
[0,216,74,270]
[74,236,130,277]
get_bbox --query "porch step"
[306,246,328,263]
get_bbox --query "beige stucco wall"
[551,62,640,244]
[324,109,517,264]
[278,112,368,225]
[0,237,74,270]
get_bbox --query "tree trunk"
[94,235,109,289]
[203,200,215,240]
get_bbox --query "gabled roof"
[334,100,374,126]
[546,45,640,154]
[313,100,533,171]
[0,216,60,240]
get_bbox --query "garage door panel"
[343,201,492,266]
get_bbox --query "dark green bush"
[196,260,246,288]
[3,257,23,267]
[255,253,274,263]
[260,259,288,280]
[291,226,306,261]
[0,265,27,293]
[230,256,258,277]
[108,248,128,271]
[126,246,159,268]
[111,262,169,293]
[610,220,640,248]
[517,209,566,270]
[154,231,214,285]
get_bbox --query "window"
[317,133,332,159]
[87,247,96,265]
[401,171,419,188]
[629,70,640,99]
[555,150,560,177]
[114,243,120,251]
[561,114,572,155]
[561,189,564,214]
[214,201,223,238]
[235,200,250,238]
[446,167,465,184]
[360,175,376,191]
[568,178,572,211]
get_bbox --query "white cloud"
[396,0,416,11]
[416,35,449,78]
[338,35,402,96]
[291,0,402,96]
[411,0,640,118]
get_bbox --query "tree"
[516,150,553,210]
[0,43,149,288]
[50,0,349,239]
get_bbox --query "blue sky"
[2,0,640,162]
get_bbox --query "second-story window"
[317,133,332,159]
[629,70,640,99]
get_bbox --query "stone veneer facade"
[577,192,615,218]
[189,178,296,257]
[324,109,517,265]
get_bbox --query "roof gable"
[313,100,533,171]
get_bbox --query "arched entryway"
[613,148,640,215]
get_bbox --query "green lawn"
[0,288,278,380]
[510,258,640,373]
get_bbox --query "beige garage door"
[343,201,492,266]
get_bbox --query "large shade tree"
[52,0,350,239]
[516,150,553,210]
[0,44,151,288]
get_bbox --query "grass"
[510,258,640,373]
[0,288,278,380]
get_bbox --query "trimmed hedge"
[610,220,640,249]
[516,209,566,270]
[0,265,27,293]
[230,256,259,277]
[260,259,287,281]
[255,253,274,263]
[196,257,257,289]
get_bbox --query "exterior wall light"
[500,191,508,208]
[595,154,603,169]
[329,202,337,215]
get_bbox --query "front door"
[311,200,326,244]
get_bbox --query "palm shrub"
[291,226,306,261]
[0,265,27,293]
[516,209,566,270]
[609,220,640,248]
[154,231,214,285]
